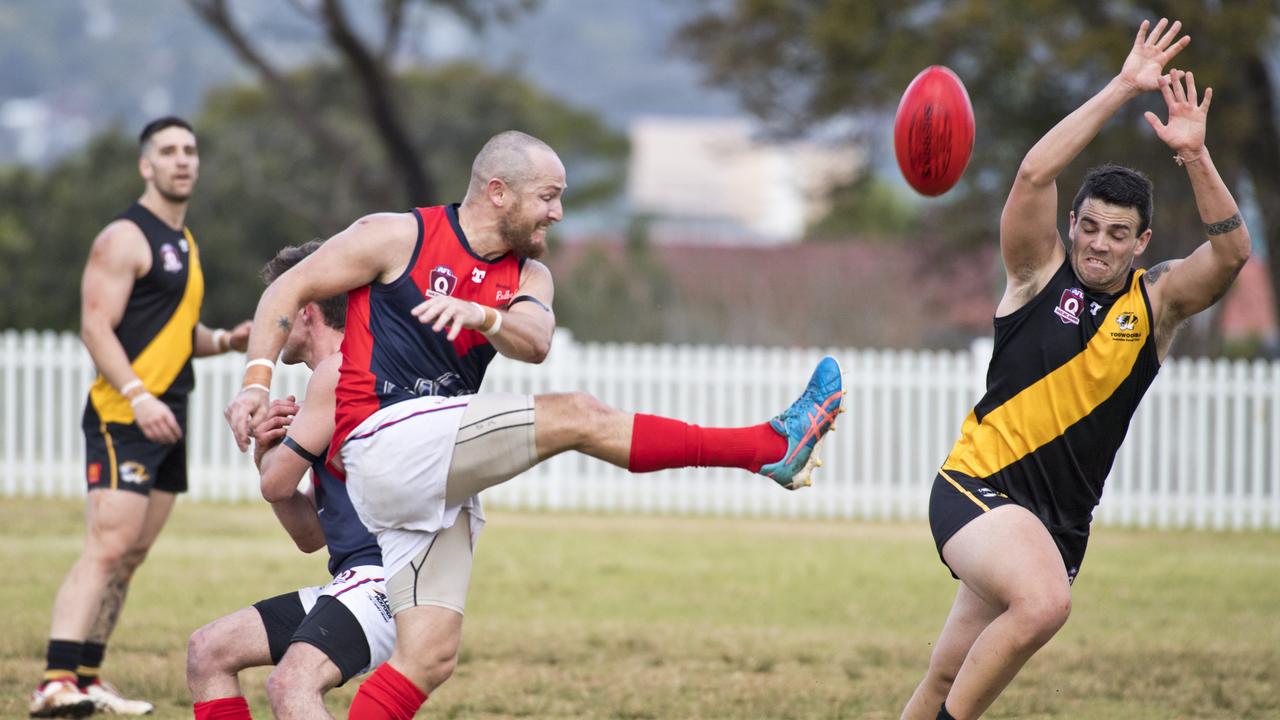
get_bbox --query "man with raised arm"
[901,19,1250,720]
[224,131,844,719]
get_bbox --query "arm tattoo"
[1144,261,1173,285]
[1205,212,1243,236]
[276,316,292,332]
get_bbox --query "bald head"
[469,131,559,194]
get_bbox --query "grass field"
[2,498,1278,719]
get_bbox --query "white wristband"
[212,329,230,353]
[120,379,144,397]
[246,358,275,371]
[243,383,271,394]
[482,306,503,337]
[129,391,153,408]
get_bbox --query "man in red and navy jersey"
[225,131,843,720]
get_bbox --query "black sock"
[937,701,958,720]
[77,641,106,688]
[44,639,82,684]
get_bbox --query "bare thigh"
[942,504,1070,609]
[275,642,342,692]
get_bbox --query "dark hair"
[261,239,346,330]
[1071,164,1154,234]
[138,116,194,146]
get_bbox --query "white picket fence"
[3,329,1279,529]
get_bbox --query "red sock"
[627,414,786,473]
[348,664,427,720]
[193,696,252,720]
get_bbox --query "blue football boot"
[759,355,845,490]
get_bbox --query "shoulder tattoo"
[1144,261,1173,285]
[276,316,292,332]
[1206,212,1243,236]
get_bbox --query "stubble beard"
[155,177,193,204]
[498,212,547,260]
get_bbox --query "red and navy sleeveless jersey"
[332,204,523,456]
[312,448,381,575]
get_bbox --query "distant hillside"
[0,0,739,165]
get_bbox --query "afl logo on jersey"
[428,265,458,297]
[1053,287,1084,325]
[159,243,184,273]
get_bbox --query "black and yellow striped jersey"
[942,257,1160,532]
[84,202,204,426]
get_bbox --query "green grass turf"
[2,498,1277,718]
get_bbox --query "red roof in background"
[549,238,1280,349]
[1219,257,1278,339]
[548,239,997,348]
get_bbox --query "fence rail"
[3,330,1279,529]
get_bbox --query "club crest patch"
[1054,288,1084,325]
[119,461,151,486]
[160,243,184,273]
[428,265,458,297]
[1110,310,1143,341]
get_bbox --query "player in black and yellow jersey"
[29,117,252,718]
[901,20,1252,720]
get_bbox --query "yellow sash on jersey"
[944,269,1150,479]
[90,228,204,424]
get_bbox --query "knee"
[186,625,229,682]
[265,663,307,704]
[567,391,610,420]
[420,650,459,692]
[924,660,959,696]
[118,546,149,575]
[566,391,615,435]
[80,541,129,576]
[395,648,458,695]
[1010,590,1072,646]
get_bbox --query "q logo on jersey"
[428,265,458,297]
[1054,288,1084,325]
[160,243,184,273]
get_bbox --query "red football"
[893,66,975,197]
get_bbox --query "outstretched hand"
[1118,18,1190,94]
[1145,69,1211,160]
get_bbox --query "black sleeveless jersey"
[942,258,1160,532]
[84,202,204,427]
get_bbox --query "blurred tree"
[678,0,1280,356]
[0,62,626,330]
[187,0,537,208]
[555,216,674,343]
[808,174,920,241]
[0,132,140,329]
